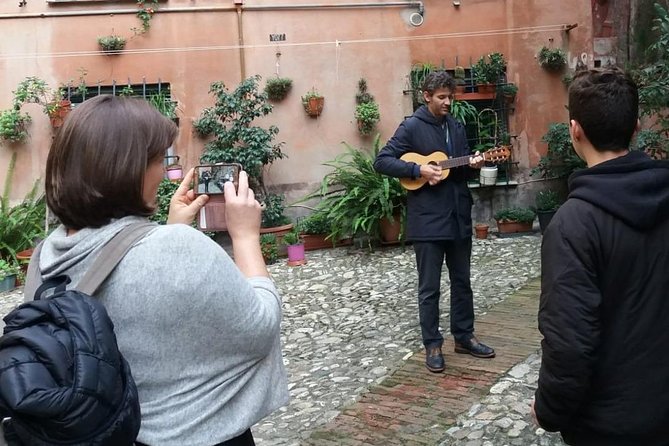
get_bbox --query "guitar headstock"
[483,146,511,163]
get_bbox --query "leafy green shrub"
[0,258,20,282]
[147,91,178,119]
[261,193,290,228]
[0,109,31,143]
[298,211,332,235]
[473,52,506,84]
[196,75,285,197]
[494,207,536,223]
[260,234,278,264]
[149,179,179,224]
[450,100,478,126]
[97,35,127,52]
[634,128,669,159]
[355,102,380,135]
[535,190,561,212]
[531,123,586,178]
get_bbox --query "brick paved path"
[304,278,542,445]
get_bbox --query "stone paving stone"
[0,234,555,445]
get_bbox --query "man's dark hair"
[422,70,456,95]
[46,95,177,229]
[568,68,638,152]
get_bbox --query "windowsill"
[468,180,518,189]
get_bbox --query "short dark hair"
[422,70,456,95]
[568,68,638,151]
[46,95,177,229]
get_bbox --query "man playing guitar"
[374,70,495,373]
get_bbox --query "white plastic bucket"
[479,166,498,186]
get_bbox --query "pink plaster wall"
[0,0,593,208]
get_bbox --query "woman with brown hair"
[26,95,288,446]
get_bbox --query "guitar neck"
[437,154,474,170]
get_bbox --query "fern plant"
[301,135,406,243]
[0,152,46,263]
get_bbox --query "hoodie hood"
[568,151,669,230]
[38,216,148,282]
[413,105,447,127]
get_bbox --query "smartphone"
[193,163,242,231]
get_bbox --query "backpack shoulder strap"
[77,222,155,295]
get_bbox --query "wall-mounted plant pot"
[48,99,72,129]
[304,97,324,117]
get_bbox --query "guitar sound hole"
[428,161,438,166]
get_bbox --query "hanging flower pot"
[302,88,324,117]
[47,99,72,129]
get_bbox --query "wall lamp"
[453,1,461,6]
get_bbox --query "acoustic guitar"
[399,146,511,190]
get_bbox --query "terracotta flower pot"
[474,224,489,239]
[304,97,324,117]
[496,220,533,234]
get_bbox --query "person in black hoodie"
[532,68,669,445]
[374,70,494,373]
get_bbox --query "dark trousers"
[136,429,254,446]
[414,239,475,348]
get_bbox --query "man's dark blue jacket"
[374,105,473,241]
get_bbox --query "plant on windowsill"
[97,34,127,54]
[473,52,506,94]
[454,65,466,93]
[538,46,567,73]
[302,88,324,117]
[264,77,293,102]
[494,207,536,234]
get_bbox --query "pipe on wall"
[0,2,423,20]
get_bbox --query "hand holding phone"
[194,163,241,231]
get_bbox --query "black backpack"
[0,223,153,446]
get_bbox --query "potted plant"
[281,228,306,266]
[535,189,561,233]
[538,46,567,73]
[297,211,349,251]
[494,207,536,234]
[354,78,380,135]
[299,135,407,247]
[97,34,127,53]
[264,77,293,102]
[260,233,278,265]
[1,152,47,264]
[498,83,518,103]
[531,123,586,179]
[454,65,466,93]
[473,52,506,93]
[302,88,324,117]
[259,193,292,234]
[0,258,19,292]
[195,75,288,230]
[45,89,72,129]
[355,102,380,136]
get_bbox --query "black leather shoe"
[425,346,445,373]
[454,337,496,358]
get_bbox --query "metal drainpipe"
[236,2,246,80]
[0,2,423,20]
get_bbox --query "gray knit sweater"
[25,216,289,446]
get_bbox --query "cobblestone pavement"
[0,234,566,445]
